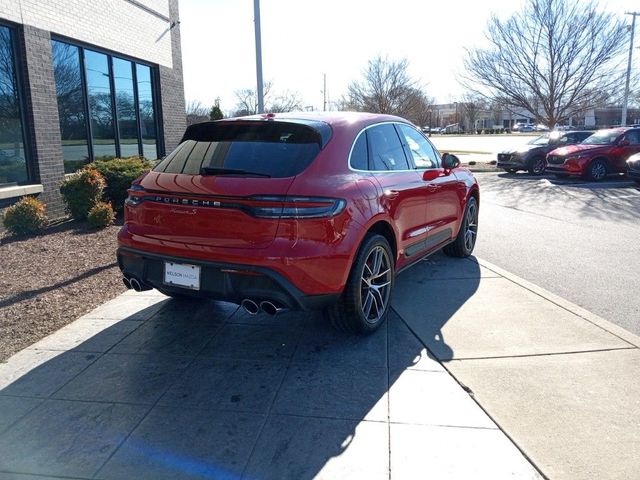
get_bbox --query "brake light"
[125,184,146,207]
[249,196,346,219]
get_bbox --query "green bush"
[3,196,47,236]
[87,201,115,229]
[93,157,153,211]
[59,167,106,220]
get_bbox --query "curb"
[476,257,640,349]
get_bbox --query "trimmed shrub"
[3,196,47,236]
[60,167,106,220]
[87,201,115,229]
[93,157,153,211]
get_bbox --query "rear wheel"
[326,234,394,334]
[584,159,607,181]
[528,156,546,175]
[444,196,478,258]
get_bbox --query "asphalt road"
[472,171,640,336]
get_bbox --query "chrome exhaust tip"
[122,277,131,289]
[129,277,143,292]
[241,299,260,315]
[260,301,283,316]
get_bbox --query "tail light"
[124,189,345,219]
[248,196,346,219]
[125,184,146,207]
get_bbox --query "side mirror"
[442,153,461,169]
[618,138,630,147]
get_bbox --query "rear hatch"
[126,118,331,249]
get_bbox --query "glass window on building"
[136,64,158,160]
[84,50,116,159]
[51,39,161,167]
[0,24,28,185]
[51,40,89,173]
[113,58,139,158]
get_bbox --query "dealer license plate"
[164,261,201,290]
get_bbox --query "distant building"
[0,0,186,219]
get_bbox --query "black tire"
[584,158,607,182]
[528,156,546,175]
[443,196,478,258]
[326,234,394,334]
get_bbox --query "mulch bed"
[0,218,127,362]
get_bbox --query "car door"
[365,123,430,265]
[612,129,640,172]
[396,123,462,251]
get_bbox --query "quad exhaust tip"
[240,299,284,316]
[260,301,283,316]
[122,276,152,292]
[241,299,260,315]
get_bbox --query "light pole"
[622,12,638,126]
[254,0,264,114]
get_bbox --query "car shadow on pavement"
[487,172,640,224]
[0,254,484,479]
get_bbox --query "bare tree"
[232,82,302,116]
[463,0,628,127]
[344,56,430,120]
[186,100,210,126]
[459,93,487,131]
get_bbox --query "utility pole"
[254,0,264,114]
[622,12,638,126]
[323,74,327,112]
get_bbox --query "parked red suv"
[117,112,479,332]
[545,127,640,181]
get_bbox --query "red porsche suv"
[546,127,640,181]
[117,112,479,333]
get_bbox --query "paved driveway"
[0,254,538,480]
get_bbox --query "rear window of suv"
[153,120,330,178]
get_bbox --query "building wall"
[159,0,186,152]
[19,24,66,218]
[0,0,185,223]
[0,0,172,68]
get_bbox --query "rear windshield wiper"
[200,167,271,178]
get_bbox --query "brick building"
[0,0,186,219]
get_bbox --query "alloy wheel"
[360,246,392,324]
[464,201,478,252]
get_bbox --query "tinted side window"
[625,130,640,145]
[366,124,409,171]
[350,131,368,170]
[397,124,440,168]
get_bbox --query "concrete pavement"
[0,252,638,479]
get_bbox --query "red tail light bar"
[125,187,345,219]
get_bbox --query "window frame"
[349,121,441,172]
[395,123,442,170]
[50,35,162,161]
[0,20,32,186]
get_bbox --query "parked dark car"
[117,112,480,333]
[497,131,593,175]
[546,127,640,181]
[626,152,640,183]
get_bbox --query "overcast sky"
[179,0,639,115]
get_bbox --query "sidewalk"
[0,253,637,479]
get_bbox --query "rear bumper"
[117,246,340,311]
